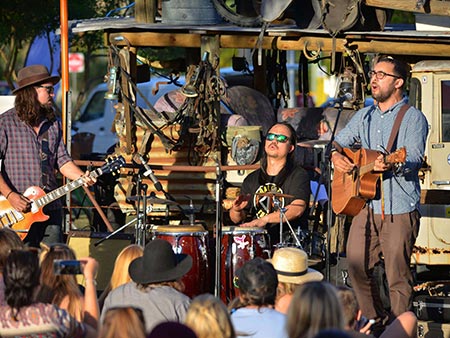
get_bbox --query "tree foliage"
[0,0,126,89]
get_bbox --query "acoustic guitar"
[331,147,406,216]
[0,155,125,240]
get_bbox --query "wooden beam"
[348,40,450,57]
[365,0,450,16]
[108,32,202,48]
[107,29,450,58]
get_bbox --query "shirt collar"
[375,97,408,115]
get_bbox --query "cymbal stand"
[273,196,302,248]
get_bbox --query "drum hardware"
[256,192,295,199]
[127,195,179,205]
[271,195,303,249]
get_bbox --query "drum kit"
[100,189,325,303]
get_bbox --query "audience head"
[287,281,344,338]
[269,247,323,295]
[336,286,360,330]
[99,306,146,338]
[129,239,192,290]
[0,228,24,273]
[37,244,82,319]
[110,244,144,290]
[147,322,197,338]
[185,293,236,338]
[38,244,79,293]
[3,249,40,317]
[234,257,278,307]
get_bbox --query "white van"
[72,73,184,154]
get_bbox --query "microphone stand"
[214,160,223,298]
[322,102,345,281]
[135,170,148,247]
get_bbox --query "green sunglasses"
[266,133,289,143]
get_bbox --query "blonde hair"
[277,281,298,298]
[98,307,146,338]
[110,244,144,289]
[185,294,236,338]
[287,281,344,338]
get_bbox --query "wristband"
[85,279,97,286]
[6,191,13,199]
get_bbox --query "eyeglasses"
[36,85,55,94]
[266,133,289,143]
[368,70,400,80]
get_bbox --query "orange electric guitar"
[331,147,406,216]
[0,155,125,240]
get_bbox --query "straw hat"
[128,239,192,285]
[13,65,60,93]
[268,247,323,284]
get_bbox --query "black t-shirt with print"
[239,165,311,244]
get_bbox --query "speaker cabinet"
[67,231,134,291]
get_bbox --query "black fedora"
[13,65,60,93]
[129,239,192,284]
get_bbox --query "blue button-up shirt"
[335,99,429,215]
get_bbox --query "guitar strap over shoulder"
[381,103,409,220]
[386,104,410,152]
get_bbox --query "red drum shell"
[220,226,270,304]
[150,225,210,298]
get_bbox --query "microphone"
[136,154,163,191]
[328,92,353,106]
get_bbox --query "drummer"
[229,122,311,244]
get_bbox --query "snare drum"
[220,226,271,304]
[149,225,210,298]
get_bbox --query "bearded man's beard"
[21,104,56,127]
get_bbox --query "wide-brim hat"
[129,238,192,284]
[267,247,323,284]
[13,65,60,93]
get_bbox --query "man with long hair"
[229,122,310,243]
[0,65,95,247]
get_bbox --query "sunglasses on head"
[266,133,289,143]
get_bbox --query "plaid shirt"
[0,108,72,200]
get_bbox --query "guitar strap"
[386,104,410,152]
[381,104,410,219]
[41,128,50,191]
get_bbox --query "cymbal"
[256,192,294,199]
[127,195,179,205]
[298,139,329,149]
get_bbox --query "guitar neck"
[34,169,101,209]
[360,162,376,176]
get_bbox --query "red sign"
[68,53,85,73]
